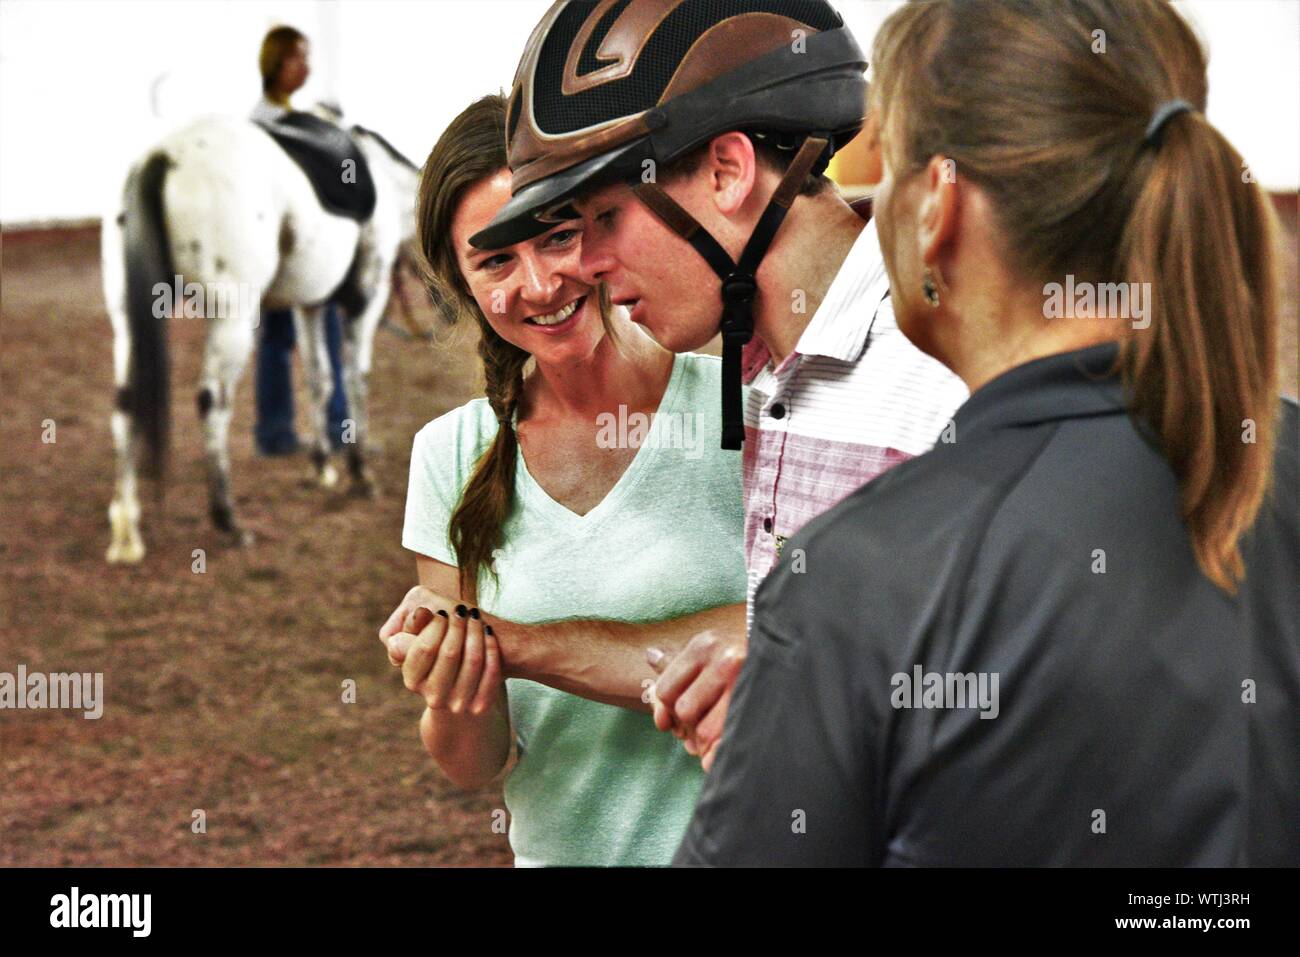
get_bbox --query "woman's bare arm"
[393,556,512,790]
[381,566,745,713]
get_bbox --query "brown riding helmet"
[472,0,866,248]
[471,0,868,449]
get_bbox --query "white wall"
[0,0,545,225]
[1175,0,1300,190]
[1,0,1296,225]
[839,0,1300,192]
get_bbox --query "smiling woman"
[411,97,633,601]
[387,94,748,866]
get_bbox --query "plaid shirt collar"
[741,215,890,383]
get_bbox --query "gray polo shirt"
[675,343,1299,866]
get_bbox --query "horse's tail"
[122,151,173,484]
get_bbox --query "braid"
[479,315,529,427]
[448,315,530,602]
[413,94,529,602]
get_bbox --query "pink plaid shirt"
[741,217,968,624]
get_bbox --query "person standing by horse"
[250,24,350,456]
[104,43,419,563]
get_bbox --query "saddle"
[255,112,377,222]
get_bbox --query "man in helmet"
[382,0,965,769]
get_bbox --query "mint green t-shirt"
[402,352,746,866]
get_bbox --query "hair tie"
[1144,99,1194,149]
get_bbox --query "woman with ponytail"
[387,96,746,866]
[677,0,1298,866]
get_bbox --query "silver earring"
[922,268,941,307]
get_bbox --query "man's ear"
[917,154,958,266]
[706,132,758,217]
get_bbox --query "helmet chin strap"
[631,135,829,450]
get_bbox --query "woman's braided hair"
[413,94,526,602]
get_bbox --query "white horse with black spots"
[102,112,421,563]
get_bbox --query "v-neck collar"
[512,351,688,530]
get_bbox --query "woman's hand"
[386,604,511,788]
[379,584,461,647]
[391,605,503,717]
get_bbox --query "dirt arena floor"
[1,229,512,866]
[1,203,1296,867]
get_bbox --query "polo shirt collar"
[954,342,1128,439]
[741,215,889,382]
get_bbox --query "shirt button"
[770,403,787,419]
[763,517,773,533]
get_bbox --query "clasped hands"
[380,591,504,721]
[377,585,745,770]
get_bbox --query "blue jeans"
[253,305,349,455]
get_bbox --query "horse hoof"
[106,539,145,564]
[217,526,255,548]
[317,462,340,489]
[349,476,380,499]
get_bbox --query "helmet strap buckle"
[630,135,831,450]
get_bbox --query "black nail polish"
[454,604,467,618]
[485,625,494,636]
[469,607,481,620]
[436,609,448,618]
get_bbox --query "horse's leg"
[105,247,145,563]
[107,402,145,564]
[295,304,339,489]
[104,196,147,561]
[199,310,256,545]
[340,320,374,498]
[342,263,391,498]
